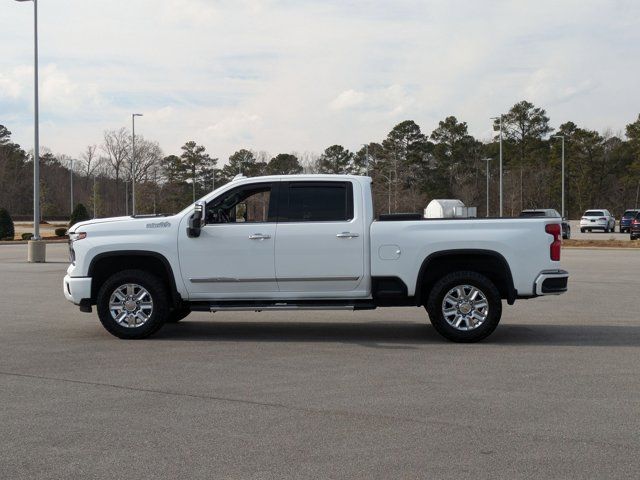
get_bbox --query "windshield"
[584,211,604,217]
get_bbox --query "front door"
[274,180,366,296]
[179,182,278,300]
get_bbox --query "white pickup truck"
[64,175,568,342]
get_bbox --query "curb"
[0,240,68,246]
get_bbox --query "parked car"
[630,211,640,240]
[63,174,568,343]
[519,209,571,239]
[580,209,615,233]
[619,209,640,233]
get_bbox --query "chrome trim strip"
[190,276,361,283]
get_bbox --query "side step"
[189,300,377,313]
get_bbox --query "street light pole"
[552,135,566,218]
[70,158,73,214]
[131,113,143,215]
[361,143,370,176]
[484,158,491,217]
[16,0,45,261]
[491,115,504,216]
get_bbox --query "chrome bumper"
[534,269,569,296]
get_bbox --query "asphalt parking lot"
[1,244,639,479]
[568,220,630,240]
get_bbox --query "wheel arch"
[415,249,516,306]
[88,250,182,307]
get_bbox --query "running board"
[189,300,377,313]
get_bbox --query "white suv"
[580,209,616,233]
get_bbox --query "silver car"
[580,209,616,233]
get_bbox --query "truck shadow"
[156,321,640,348]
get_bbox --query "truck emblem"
[146,221,171,229]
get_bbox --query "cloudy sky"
[1,0,639,163]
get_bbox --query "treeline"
[1,100,639,220]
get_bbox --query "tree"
[220,149,264,184]
[180,141,215,202]
[495,101,553,210]
[102,128,130,212]
[317,145,353,174]
[69,203,91,227]
[0,208,14,240]
[267,153,302,175]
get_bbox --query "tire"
[580,228,585,233]
[425,271,502,343]
[96,269,169,339]
[166,306,191,323]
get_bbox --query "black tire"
[96,269,169,339]
[425,271,502,343]
[580,228,585,233]
[166,306,191,323]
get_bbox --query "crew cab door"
[274,180,366,295]
[178,181,278,299]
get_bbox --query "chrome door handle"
[249,233,271,240]
[336,232,359,238]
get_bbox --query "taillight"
[599,217,607,221]
[545,223,561,261]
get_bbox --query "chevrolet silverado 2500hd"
[64,175,568,342]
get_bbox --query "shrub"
[22,232,33,241]
[0,208,14,240]
[69,203,91,228]
[55,227,67,237]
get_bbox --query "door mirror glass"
[187,201,205,237]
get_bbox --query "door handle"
[249,233,271,240]
[336,232,359,238]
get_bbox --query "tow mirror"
[187,201,205,238]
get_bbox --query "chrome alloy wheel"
[441,284,489,331]
[109,283,154,328]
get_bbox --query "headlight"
[69,232,87,242]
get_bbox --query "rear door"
[274,180,366,295]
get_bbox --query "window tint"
[584,211,604,217]
[286,182,353,222]
[206,184,272,224]
[623,210,637,218]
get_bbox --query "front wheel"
[426,271,502,343]
[96,269,169,339]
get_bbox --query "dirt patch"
[563,239,640,248]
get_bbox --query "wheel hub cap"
[109,283,153,328]
[441,284,489,331]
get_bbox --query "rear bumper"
[63,275,92,305]
[534,269,569,295]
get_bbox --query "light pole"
[361,144,370,175]
[16,0,45,261]
[131,113,143,215]
[69,158,74,214]
[491,115,504,216]
[552,136,565,218]
[484,158,491,217]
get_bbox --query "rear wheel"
[580,228,585,233]
[426,271,502,343]
[96,269,169,339]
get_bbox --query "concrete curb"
[0,239,68,246]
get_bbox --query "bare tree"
[102,128,130,212]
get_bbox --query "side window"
[206,184,272,224]
[286,182,353,222]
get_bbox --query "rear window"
[584,211,604,217]
[623,210,638,218]
[519,211,546,217]
[285,182,354,222]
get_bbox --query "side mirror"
[187,202,205,238]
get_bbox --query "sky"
[1,0,639,163]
